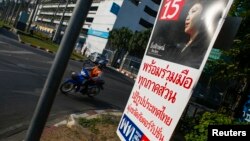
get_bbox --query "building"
[34,0,161,55]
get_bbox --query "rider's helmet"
[97,60,106,69]
[71,71,78,80]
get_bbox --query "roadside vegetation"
[78,114,121,140]
[79,114,120,133]
[0,20,86,61]
[19,30,86,61]
[40,114,122,141]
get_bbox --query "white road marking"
[0,50,34,54]
[0,69,40,76]
[11,89,41,96]
[17,64,50,70]
[0,41,8,45]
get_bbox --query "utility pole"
[24,0,92,140]
[52,0,69,43]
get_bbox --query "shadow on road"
[0,27,19,41]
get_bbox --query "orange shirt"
[90,66,102,77]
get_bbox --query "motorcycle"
[59,67,105,97]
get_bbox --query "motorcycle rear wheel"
[87,87,101,98]
[60,81,75,94]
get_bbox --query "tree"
[184,111,248,141]
[108,27,152,67]
[108,27,133,66]
[204,0,250,118]
[108,27,133,52]
[13,1,32,27]
[129,28,152,58]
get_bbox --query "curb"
[116,68,137,80]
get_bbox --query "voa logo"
[118,114,149,141]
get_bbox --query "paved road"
[0,28,135,139]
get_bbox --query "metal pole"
[24,0,92,140]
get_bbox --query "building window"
[89,6,98,11]
[82,28,88,35]
[151,0,161,5]
[144,5,157,17]
[130,0,141,6]
[139,18,153,28]
[85,18,94,23]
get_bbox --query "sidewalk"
[4,109,122,141]
[4,109,185,141]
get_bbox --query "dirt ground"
[40,123,120,141]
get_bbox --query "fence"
[120,55,142,78]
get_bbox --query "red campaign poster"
[117,0,233,141]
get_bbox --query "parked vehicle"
[59,68,105,97]
[88,52,108,64]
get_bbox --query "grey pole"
[24,0,92,140]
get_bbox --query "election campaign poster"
[116,0,234,141]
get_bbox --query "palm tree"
[108,27,133,67]
[129,28,152,58]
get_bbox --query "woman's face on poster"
[185,3,203,36]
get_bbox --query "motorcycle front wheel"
[60,81,75,94]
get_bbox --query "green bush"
[184,112,234,141]
[33,30,51,41]
[78,114,121,134]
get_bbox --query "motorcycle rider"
[89,61,104,80]
[80,60,105,93]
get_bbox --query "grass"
[19,32,86,60]
[0,20,87,61]
[19,33,58,52]
[78,114,121,134]
[0,21,3,27]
